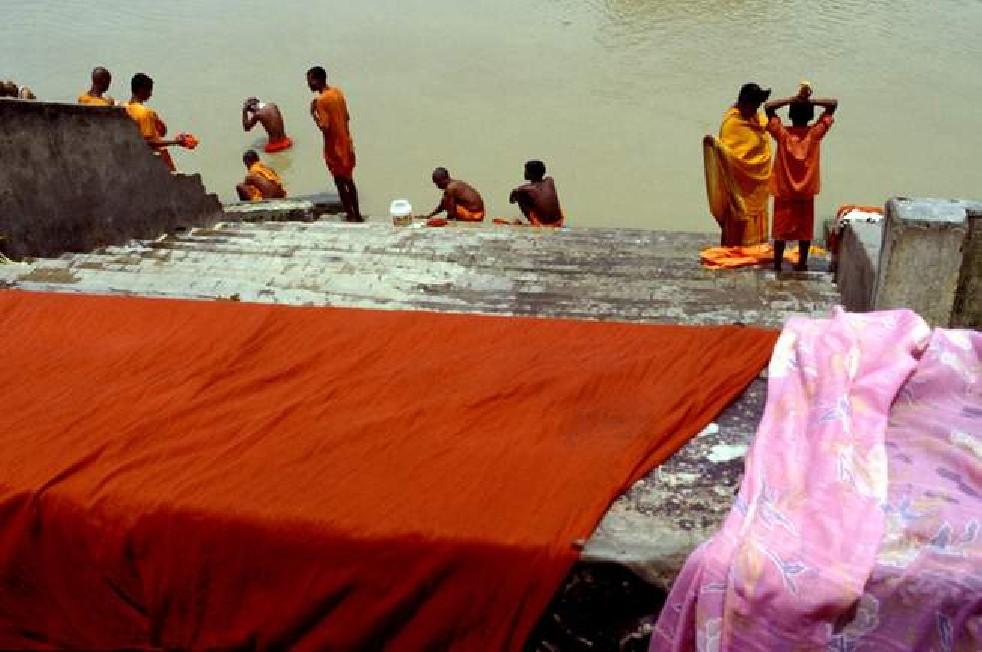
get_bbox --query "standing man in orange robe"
[307,65,363,222]
[125,73,186,172]
[78,67,115,106]
[765,83,838,271]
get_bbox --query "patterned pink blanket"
[652,309,981,651]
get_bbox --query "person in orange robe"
[125,73,186,172]
[421,167,486,222]
[307,65,363,222]
[236,150,287,201]
[765,84,838,271]
[708,83,773,246]
[78,67,115,106]
[509,160,565,227]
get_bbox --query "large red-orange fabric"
[0,291,776,651]
[314,86,356,178]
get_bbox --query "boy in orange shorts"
[764,84,838,271]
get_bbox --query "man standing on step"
[307,65,363,222]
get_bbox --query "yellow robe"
[243,162,286,201]
[707,107,773,246]
[78,93,113,106]
[125,102,175,171]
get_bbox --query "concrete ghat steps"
[4,221,837,330]
[0,219,839,590]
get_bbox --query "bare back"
[513,177,562,224]
[255,103,286,141]
[445,180,485,214]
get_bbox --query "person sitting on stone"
[243,97,292,153]
[509,160,564,226]
[421,167,486,222]
[78,67,115,106]
[236,150,287,201]
[0,80,36,99]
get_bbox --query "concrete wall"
[0,99,222,259]
[873,198,981,327]
[953,209,981,328]
[835,220,883,312]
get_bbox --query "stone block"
[953,208,981,329]
[874,197,981,327]
[835,220,884,312]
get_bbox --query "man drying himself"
[707,82,773,246]
[765,82,838,272]
[236,150,287,201]
[78,67,115,106]
[125,73,188,172]
[242,97,292,153]
[421,168,486,222]
[307,65,363,222]
[509,160,564,226]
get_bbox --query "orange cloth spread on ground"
[314,87,356,178]
[77,93,112,106]
[701,243,827,269]
[264,136,293,153]
[452,204,485,221]
[707,108,773,246]
[243,161,286,201]
[0,291,776,651]
[125,101,175,171]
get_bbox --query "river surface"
[4,1,981,230]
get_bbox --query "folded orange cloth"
[178,133,199,149]
[700,244,826,269]
[264,136,293,154]
[426,217,449,227]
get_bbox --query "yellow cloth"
[709,107,773,246]
[700,244,827,269]
[78,93,113,106]
[125,102,175,171]
[247,162,286,199]
[125,102,164,140]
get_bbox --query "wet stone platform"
[0,210,840,650]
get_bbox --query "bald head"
[92,67,112,93]
[432,167,451,189]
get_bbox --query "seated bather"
[243,97,292,153]
[236,150,287,201]
[421,167,486,222]
[509,160,564,226]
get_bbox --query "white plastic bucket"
[390,199,413,226]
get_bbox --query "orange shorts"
[264,136,293,154]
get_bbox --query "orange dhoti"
[324,143,355,179]
[528,209,564,227]
[772,197,814,241]
[452,205,486,222]
[264,137,293,154]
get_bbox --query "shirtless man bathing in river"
[242,97,292,153]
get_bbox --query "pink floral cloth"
[651,309,981,651]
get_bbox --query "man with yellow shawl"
[704,83,773,246]
[236,150,287,201]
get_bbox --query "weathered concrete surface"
[953,208,981,329]
[835,220,884,312]
[0,218,838,582]
[0,99,222,259]
[874,197,981,327]
[223,192,343,222]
